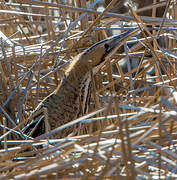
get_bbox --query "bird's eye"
[104,43,109,49]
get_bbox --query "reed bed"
[0,0,177,179]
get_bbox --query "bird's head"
[66,28,139,77]
[81,28,138,67]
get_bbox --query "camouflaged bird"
[23,29,138,138]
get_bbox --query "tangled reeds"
[0,0,177,179]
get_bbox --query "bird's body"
[23,29,138,138]
[28,55,91,138]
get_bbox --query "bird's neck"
[54,54,91,95]
[66,53,90,78]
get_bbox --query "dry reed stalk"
[0,0,176,179]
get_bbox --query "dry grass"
[0,0,177,179]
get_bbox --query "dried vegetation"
[0,0,177,179]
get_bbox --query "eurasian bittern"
[23,29,138,138]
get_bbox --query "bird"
[23,29,138,138]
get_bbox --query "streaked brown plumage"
[23,29,138,138]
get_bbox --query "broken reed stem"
[0,0,176,179]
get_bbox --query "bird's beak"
[103,28,139,59]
